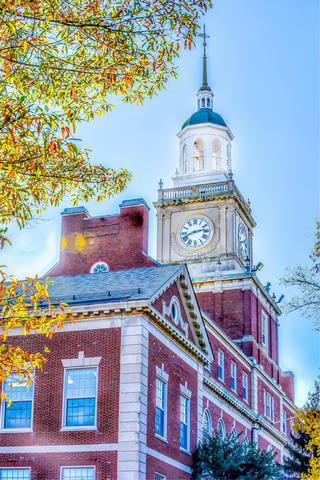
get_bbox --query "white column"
[197,364,204,442]
[117,316,149,480]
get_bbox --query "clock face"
[238,223,248,260]
[180,217,212,249]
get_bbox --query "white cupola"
[173,27,234,188]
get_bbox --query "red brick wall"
[147,333,198,467]
[205,330,252,409]
[203,397,250,440]
[146,455,190,480]
[0,328,121,447]
[0,452,117,480]
[197,289,280,378]
[280,373,295,402]
[257,378,281,429]
[48,203,156,276]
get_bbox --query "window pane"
[0,470,30,480]
[156,379,165,409]
[180,422,187,449]
[61,467,94,480]
[155,407,164,437]
[3,375,33,402]
[4,401,32,429]
[66,398,95,427]
[180,396,187,423]
[65,369,97,398]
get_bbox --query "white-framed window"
[217,418,226,439]
[194,139,204,171]
[261,311,268,349]
[230,427,237,439]
[271,397,275,422]
[1,374,34,431]
[242,373,248,402]
[264,390,272,419]
[90,261,108,273]
[218,350,224,382]
[182,144,187,175]
[154,474,166,480]
[282,409,287,434]
[60,467,95,480]
[180,390,191,452]
[155,377,167,440]
[171,298,181,326]
[231,362,237,392]
[62,367,98,429]
[0,469,31,479]
[212,138,222,170]
[202,408,212,437]
[243,436,249,449]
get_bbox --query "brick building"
[0,40,298,480]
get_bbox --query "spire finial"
[199,24,210,88]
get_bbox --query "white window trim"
[0,373,34,433]
[154,473,166,480]
[61,366,98,432]
[155,368,168,442]
[180,383,192,399]
[271,397,275,422]
[231,361,237,393]
[217,418,226,439]
[218,350,225,383]
[0,467,31,479]
[61,351,101,368]
[243,373,248,403]
[90,261,108,273]
[265,391,272,420]
[282,409,287,434]
[202,408,212,438]
[261,311,269,350]
[179,393,191,454]
[60,465,95,480]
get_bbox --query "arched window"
[201,97,205,108]
[230,427,237,439]
[243,436,249,449]
[182,144,187,175]
[206,97,211,108]
[217,419,226,439]
[90,261,109,273]
[194,139,204,171]
[212,138,222,170]
[202,409,212,438]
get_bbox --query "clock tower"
[154,30,255,281]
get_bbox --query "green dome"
[182,108,227,130]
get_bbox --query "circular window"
[90,262,109,273]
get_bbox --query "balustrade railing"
[159,180,233,200]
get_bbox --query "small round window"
[90,261,109,273]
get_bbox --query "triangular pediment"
[148,264,213,363]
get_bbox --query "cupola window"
[201,97,205,108]
[182,144,187,175]
[212,138,222,170]
[90,261,109,273]
[206,97,211,108]
[194,139,204,171]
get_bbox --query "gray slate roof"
[45,264,184,306]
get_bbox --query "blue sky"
[2,0,319,406]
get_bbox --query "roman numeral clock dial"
[180,217,213,249]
